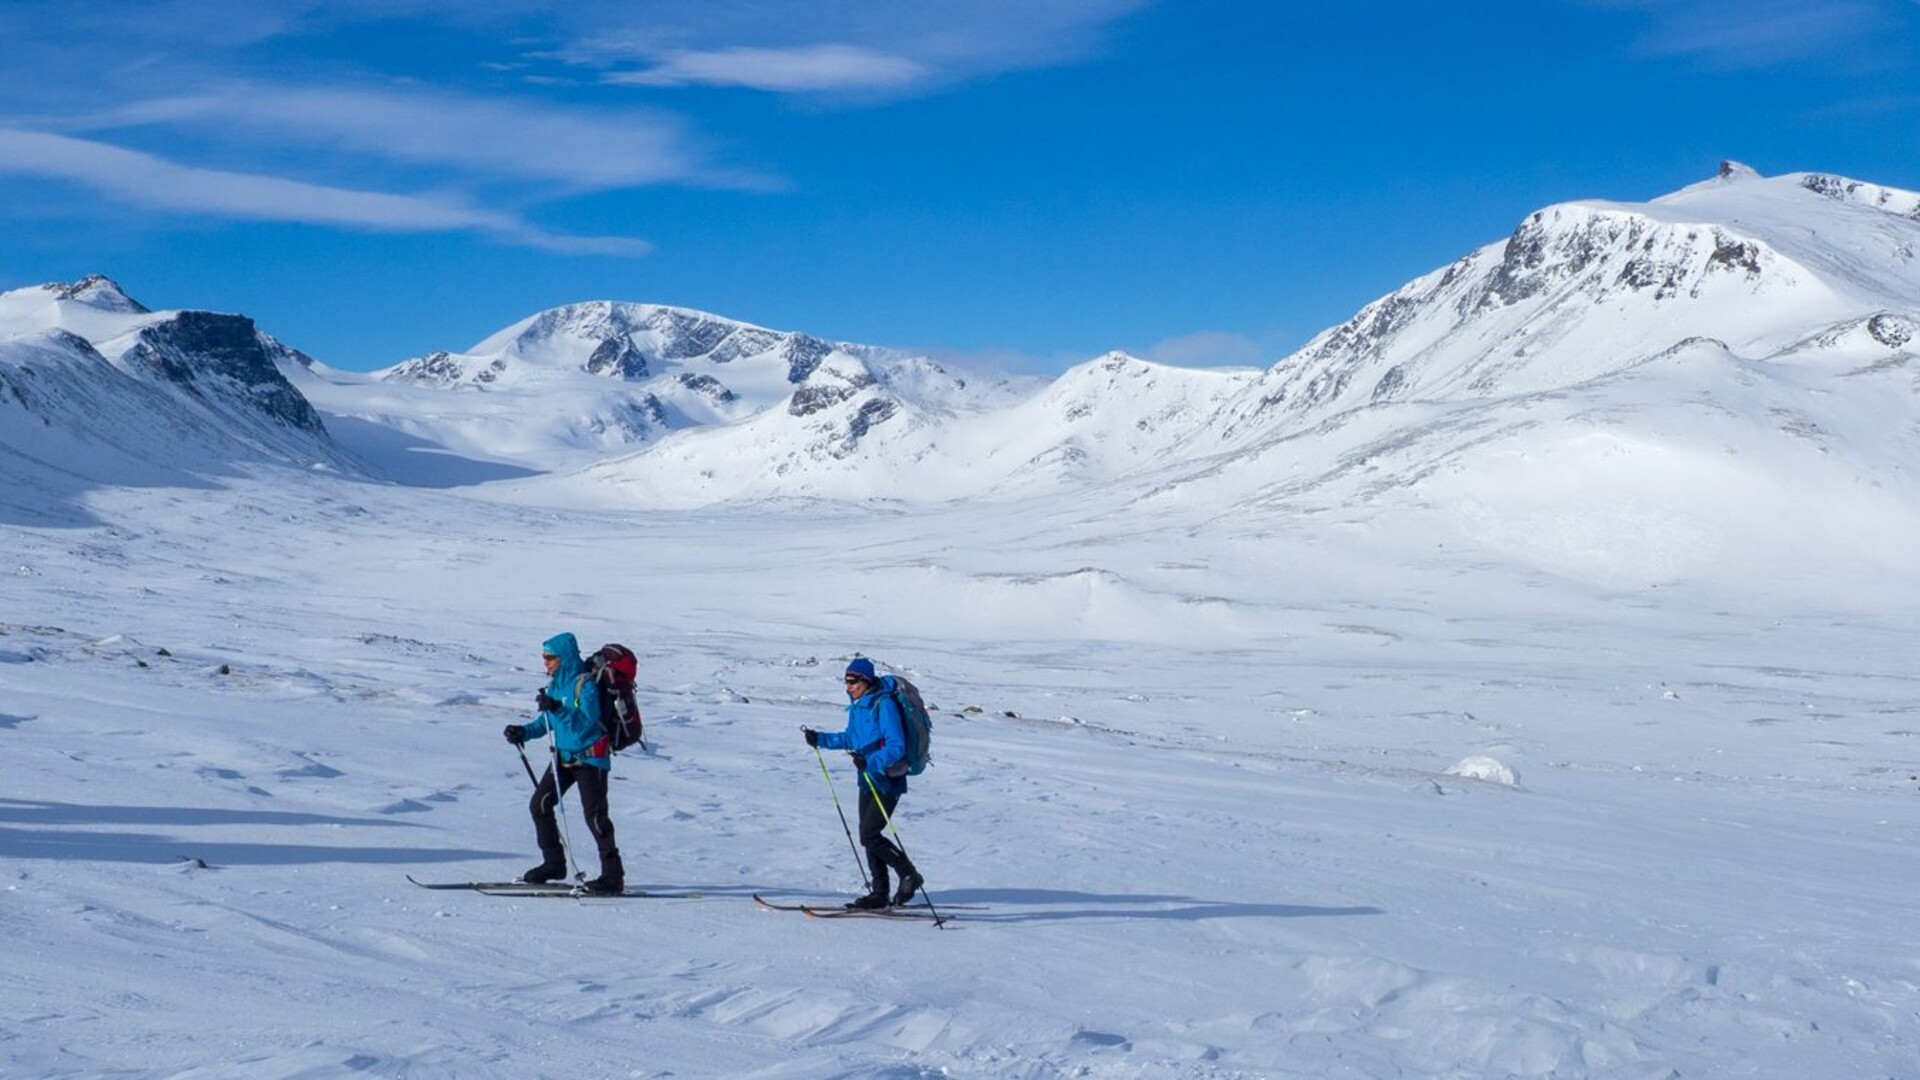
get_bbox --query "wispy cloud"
[555,0,1148,96]
[0,127,647,255]
[67,84,746,193]
[1137,331,1269,369]
[603,44,929,92]
[0,1,1148,248]
[1592,0,1913,69]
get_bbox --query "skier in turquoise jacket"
[804,657,923,909]
[503,632,623,893]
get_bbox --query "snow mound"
[1444,755,1519,786]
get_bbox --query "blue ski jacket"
[817,685,908,797]
[521,632,608,769]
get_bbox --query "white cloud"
[604,44,929,92]
[68,85,733,194]
[1137,331,1268,369]
[1592,0,1909,69]
[555,0,1148,96]
[0,0,1148,245]
[0,127,648,256]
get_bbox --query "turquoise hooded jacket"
[521,632,609,769]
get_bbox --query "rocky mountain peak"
[44,274,150,314]
[123,311,327,435]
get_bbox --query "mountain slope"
[565,350,1253,506]
[560,165,1920,525]
[1204,164,1916,448]
[1139,164,1920,585]
[0,278,348,505]
[292,301,1010,478]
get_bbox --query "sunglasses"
[844,676,868,685]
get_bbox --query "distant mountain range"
[5,162,1917,573]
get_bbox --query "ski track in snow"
[1,475,1917,1078]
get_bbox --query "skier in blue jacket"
[503,632,623,894]
[804,657,923,909]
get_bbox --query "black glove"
[850,751,867,771]
[535,690,561,713]
[503,724,527,746]
[803,727,818,747]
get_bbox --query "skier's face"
[542,652,559,675]
[844,675,869,699]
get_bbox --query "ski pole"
[548,734,584,884]
[862,771,949,929]
[813,741,872,892]
[515,744,539,788]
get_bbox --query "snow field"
[4,475,1918,1077]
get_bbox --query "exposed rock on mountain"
[122,311,328,436]
[0,277,345,487]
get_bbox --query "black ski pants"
[530,761,618,862]
[856,785,914,893]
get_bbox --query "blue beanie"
[845,657,877,682]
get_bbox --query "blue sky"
[2,0,1916,374]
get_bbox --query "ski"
[408,875,562,892]
[753,894,968,922]
[752,894,980,913]
[473,886,702,899]
[804,904,956,926]
[411,876,698,899]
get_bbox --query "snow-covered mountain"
[7,164,1919,562]
[1206,162,1918,442]
[571,349,1254,504]
[262,295,1259,502]
[1102,163,1920,584]
[289,300,1030,481]
[465,162,1920,527]
[0,277,347,514]
[389,301,865,394]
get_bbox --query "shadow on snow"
[0,798,511,865]
[703,883,1383,923]
[928,887,1383,924]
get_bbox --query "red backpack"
[582,643,645,753]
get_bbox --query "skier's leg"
[524,766,567,882]
[876,790,922,905]
[575,766,623,892]
[853,790,894,906]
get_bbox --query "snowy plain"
[4,463,1918,1079]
